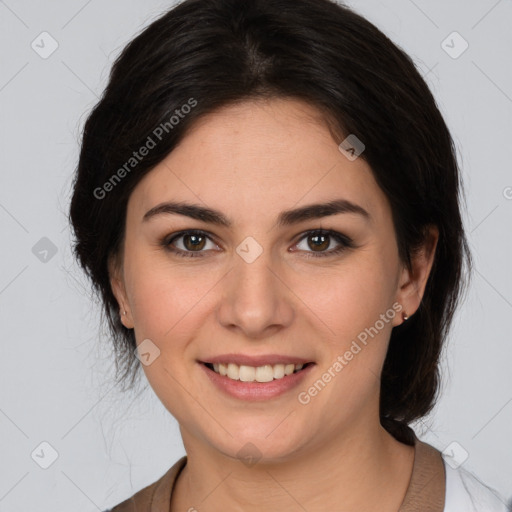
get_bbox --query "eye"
[292,229,354,258]
[162,228,354,259]
[163,230,219,257]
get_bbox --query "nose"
[216,246,295,339]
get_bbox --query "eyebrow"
[142,198,371,227]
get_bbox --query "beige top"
[108,435,446,511]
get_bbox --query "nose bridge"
[216,241,294,337]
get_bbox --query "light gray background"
[0,0,511,510]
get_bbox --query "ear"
[108,254,134,329]
[393,225,439,326]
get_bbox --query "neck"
[171,419,414,512]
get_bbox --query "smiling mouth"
[202,362,313,382]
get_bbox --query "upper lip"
[200,354,313,367]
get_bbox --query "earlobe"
[394,225,439,325]
[108,257,134,329]
[113,279,134,329]
[110,275,125,307]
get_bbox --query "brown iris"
[308,234,330,252]
[183,233,207,251]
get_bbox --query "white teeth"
[273,364,285,379]
[239,365,256,382]
[255,365,274,382]
[284,363,295,376]
[209,362,307,382]
[227,363,239,380]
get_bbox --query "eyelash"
[161,229,355,259]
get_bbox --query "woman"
[69,0,509,510]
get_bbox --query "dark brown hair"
[69,0,472,445]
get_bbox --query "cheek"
[298,253,398,398]
[125,261,212,414]
[125,255,223,392]
[295,254,396,340]
[125,252,204,340]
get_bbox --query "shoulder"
[103,455,187,512]
[443,461,510,512]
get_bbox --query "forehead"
[127,98,390,226]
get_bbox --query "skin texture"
[109,98,438,511]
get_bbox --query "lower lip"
[199,363,315,401]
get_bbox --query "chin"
[204,423,309,465]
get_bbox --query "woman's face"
[110,98,435,462]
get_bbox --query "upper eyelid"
[166,229,220,246]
